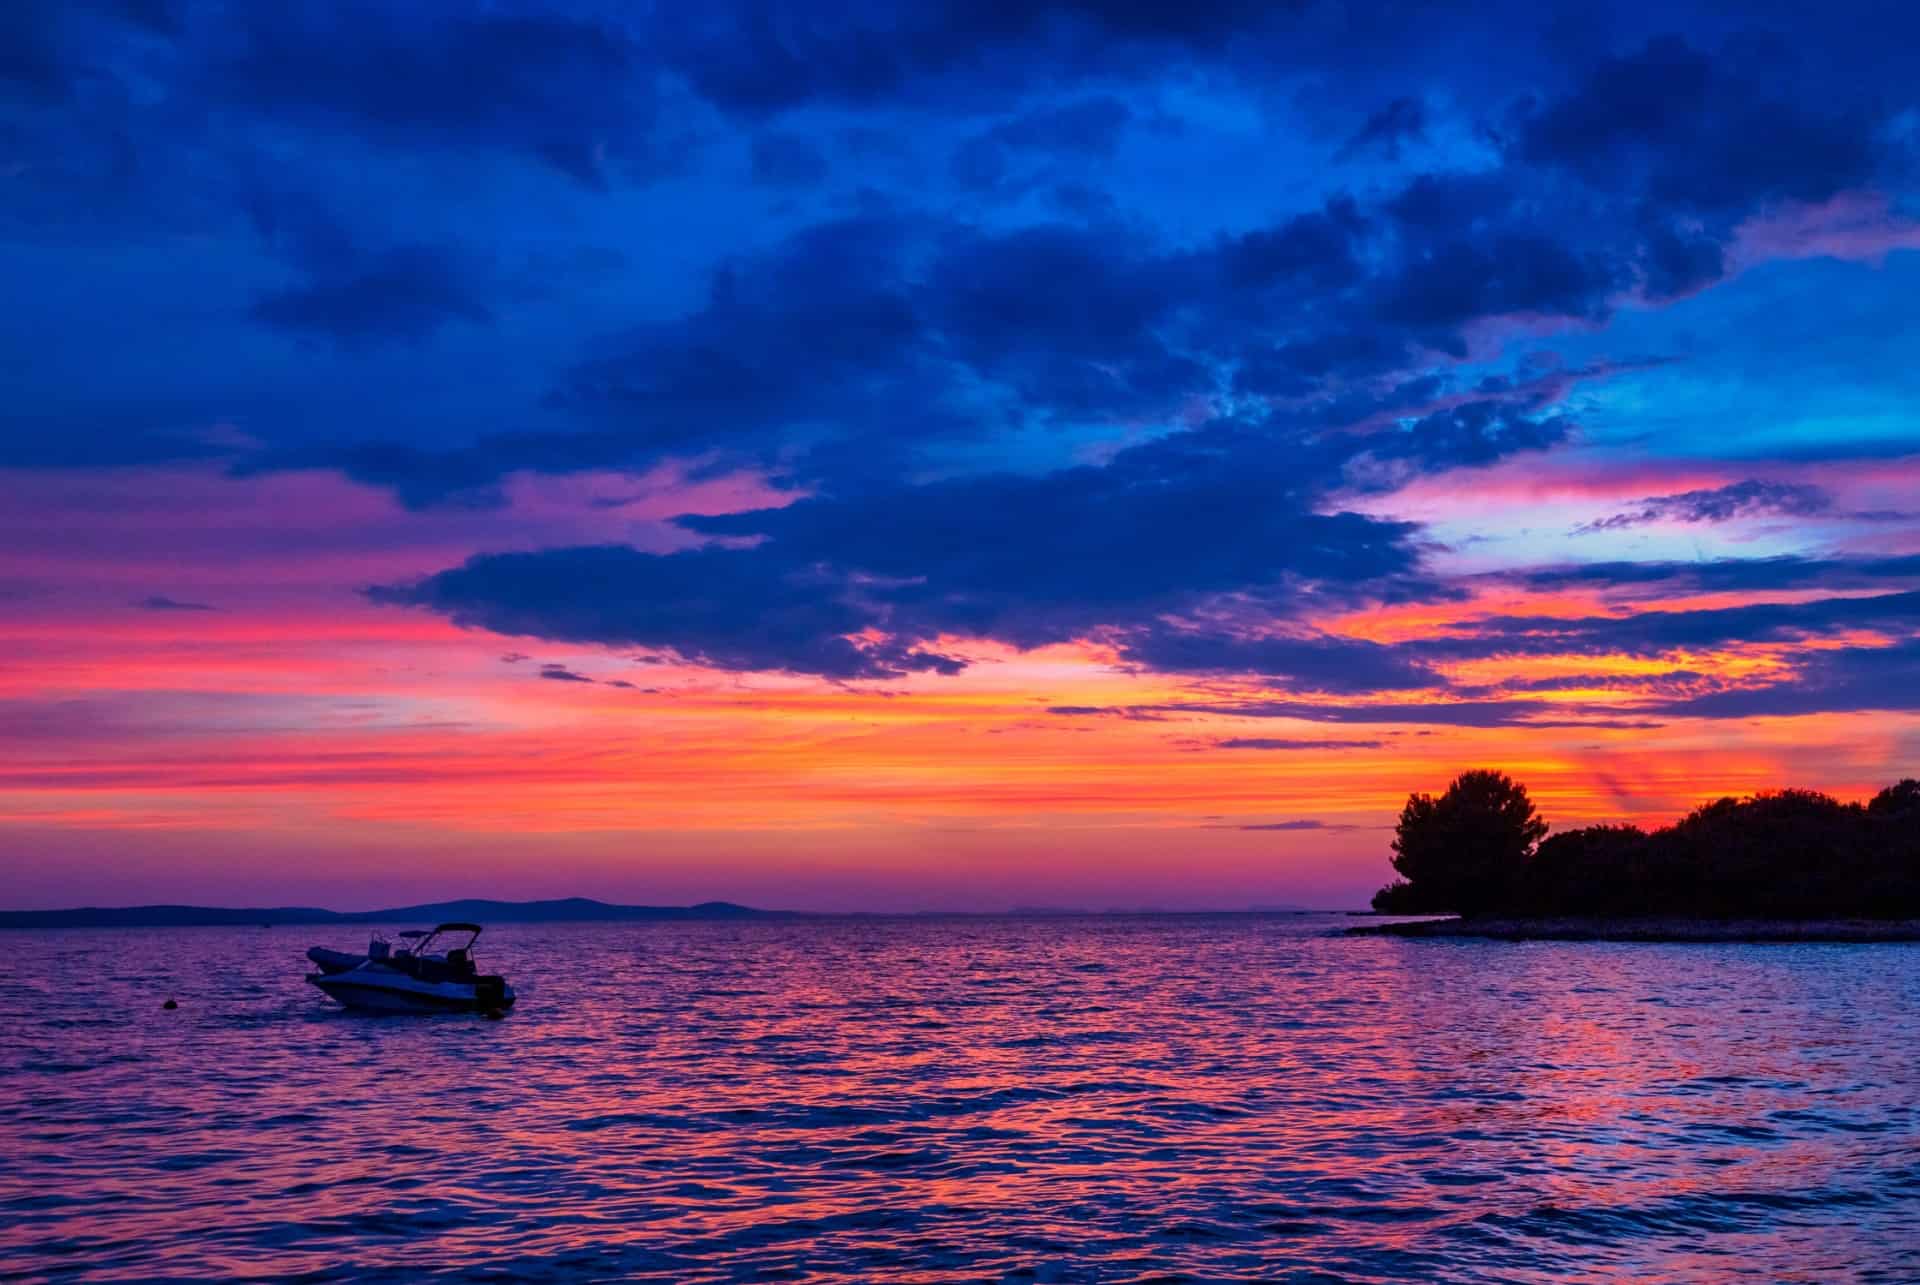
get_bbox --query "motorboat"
[306,943,369,975]
[305,928,419,975]
[305,923,515,1014]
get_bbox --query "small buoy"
[162,998,178,1010]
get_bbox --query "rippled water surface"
[4,916,1918,1282]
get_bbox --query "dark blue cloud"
[1204,816,1394,833]
[1637,219,1726,300]
[370,474,1918,697]
[1377,233,1622,333]
[750,132,830,187]
[370,370,1605,679]
[1339,97,1426,160]
[1491,671,1710,696]
[951,95,1133,192]
[9,0,1920,723]
[1368,399,1576,473]
[205,4,656,186]
[922,222,1213,420]
[369,543,970,681]
[1576,479,1829,532]
[1571,480,1910,533]
[1115,627,1433,694]
[1219,199,1369,293]
[518,193,1595,499]
[1044,578,1920,719]
[1,0,183,103]
[102,0,183,37]
[652,1,1284,118]
[369,421,1441,680]
[548,214,937,462]
[1232,330,1414,399]
[0,5,76,104]
[1153,700,1661,729]
[1509,554,1920,595]
[1518,35,1883,215]
[13,2,1909,498]
[355,347,1579,666]
[1045,706,1171,720]
[133,595,216,611]
[979,96,1133,154]
[250,245,491,345]
[1644,639,1920,718]
[678,446,1425,618]
[1416,590,1920,662]
[234,440,514,510]
[273,19,1890,499]
[1215,738,1386,751]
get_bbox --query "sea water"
[3,915,1917,1281]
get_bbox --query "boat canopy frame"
[403,923,483,958]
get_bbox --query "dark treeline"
[1372,771,1920,919]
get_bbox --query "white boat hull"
[308,966,515,1014]
[306,946,366,975]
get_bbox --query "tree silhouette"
[1657,789,1862,916]
[1523,824,1648,914]
[1869,779,1920,817]
[1373,769,1547,916]
[1370,774,1920,920]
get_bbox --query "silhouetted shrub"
[1369,879,1441,914]
[1869,779,1920,817]
[1860,779,1920,917]
[1379,770,1547,917]
[1653,789,1868,917]
[1521,824,1648,915]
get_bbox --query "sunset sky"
[4,1,1919,910]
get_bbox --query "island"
[0,897,779,930]
[1351,771,1920,942]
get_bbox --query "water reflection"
[2,918,1916,1281]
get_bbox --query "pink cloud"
[1733,191,1920,269]
[0,460,791,599]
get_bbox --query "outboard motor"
[475,975,511,1013]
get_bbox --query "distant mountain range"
[0,897,777,929]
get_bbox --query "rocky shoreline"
[1349,916,1920,942]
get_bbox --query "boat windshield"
[410,924,482,959]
